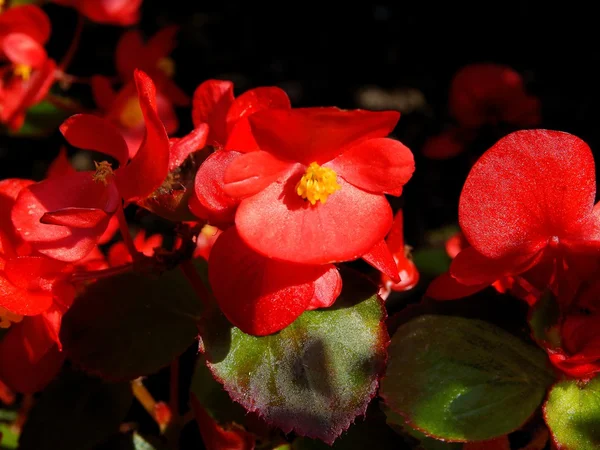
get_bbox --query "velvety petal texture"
[459,130,596,259]
[362,240,401,283]
[208,228,327,335]
[235,175,393,264]
[306,265,342,310]
[248,107,400,165]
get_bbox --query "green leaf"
[411,247,451,277]
[381,315,554,442]
[544,377,600,449]
[9,100,71,138]
[19,371,132,450]
[292,403,406,449]
[0,423,19,449]
[202,271,388,444]
[529,291,561,348]
[60,268,202,380]
[190,355,247,426]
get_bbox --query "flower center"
[92,161,114,185]
[13,64,32,81]
[296,162,341,205]
[156,57,175,78]
[119,97,144,128]
[0,307,22,329]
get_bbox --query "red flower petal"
[386,209,405,255]
[421,129,467,160]
[2,33,47,67]
[46,147,76,179]
[236,174,393,264]
[0,275,52,315]
[90,75,117,111]
[459,130,596,259]
[225,86,291,135]
[115,30,144,80]
[116,70,170,203]
[168,124,209,171]
[328,138,414,196]
[449,246,541,286]
[60,114,129,167]
[223,151,295,198]
[209,228,326,335]
[425,273,488,301]
[248,107,400,165]
[362,240,401,283]
[12,172,120,262]
[306,265,342,310]
[193,151,241,225]
[144,25,179,66]
[0,318,64,393]
[0,5,51,45]
[4,256,66,293]
[41,207,110,229]
[192,80,235,146]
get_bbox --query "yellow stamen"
[200,224,218,237]
[119,96,144,128]
[156,57,175,78]
[0,307,23,329]
[296,162,341,205]
[92,161,114,185]
[13,64,32,81]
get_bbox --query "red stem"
[116,205,141,261]
[179,260,214,311]
[59,13,84,72]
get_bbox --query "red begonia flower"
[224,108,414,264]
[421,128,469,160]
[0,5,50,66]
[194,225,222,261]
[92,76,179,158]
[51,0,142,26]
[191,83,291,223]
[449,64,541,129]
[0,58,56,131]
[208,228,339,336]
[114,27,189,107]
[457,130,600,281]
[12,71,169,262]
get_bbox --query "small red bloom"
[12,70,170,262]
[377,210,419,300]
[0,5,55,130]
[107,229,163,266]
[449,64,541,129]
[51,0,142,26]
[222,108,415,264]
[115,26,189,106]
[92,76,179,158]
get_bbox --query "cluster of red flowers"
[0,2,417,395]
[428,129,600,379]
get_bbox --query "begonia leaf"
[201,271,388,444]
[18,371,132,450]
[544,377,600,449]
[380,315,554,442]
[60,269,202,380]
[10,100,71,138]
[0,422,18,449]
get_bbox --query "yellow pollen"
[0,307,23,329]
[200,224,218,237]
[92,161,114,185]
[13,64,32,81]
[296,162,341,205]
[156,57,175,78]
[119,96,144,128]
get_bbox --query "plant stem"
[70,262,135,282]
[116,205,141,261]
[59,14,84,72]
